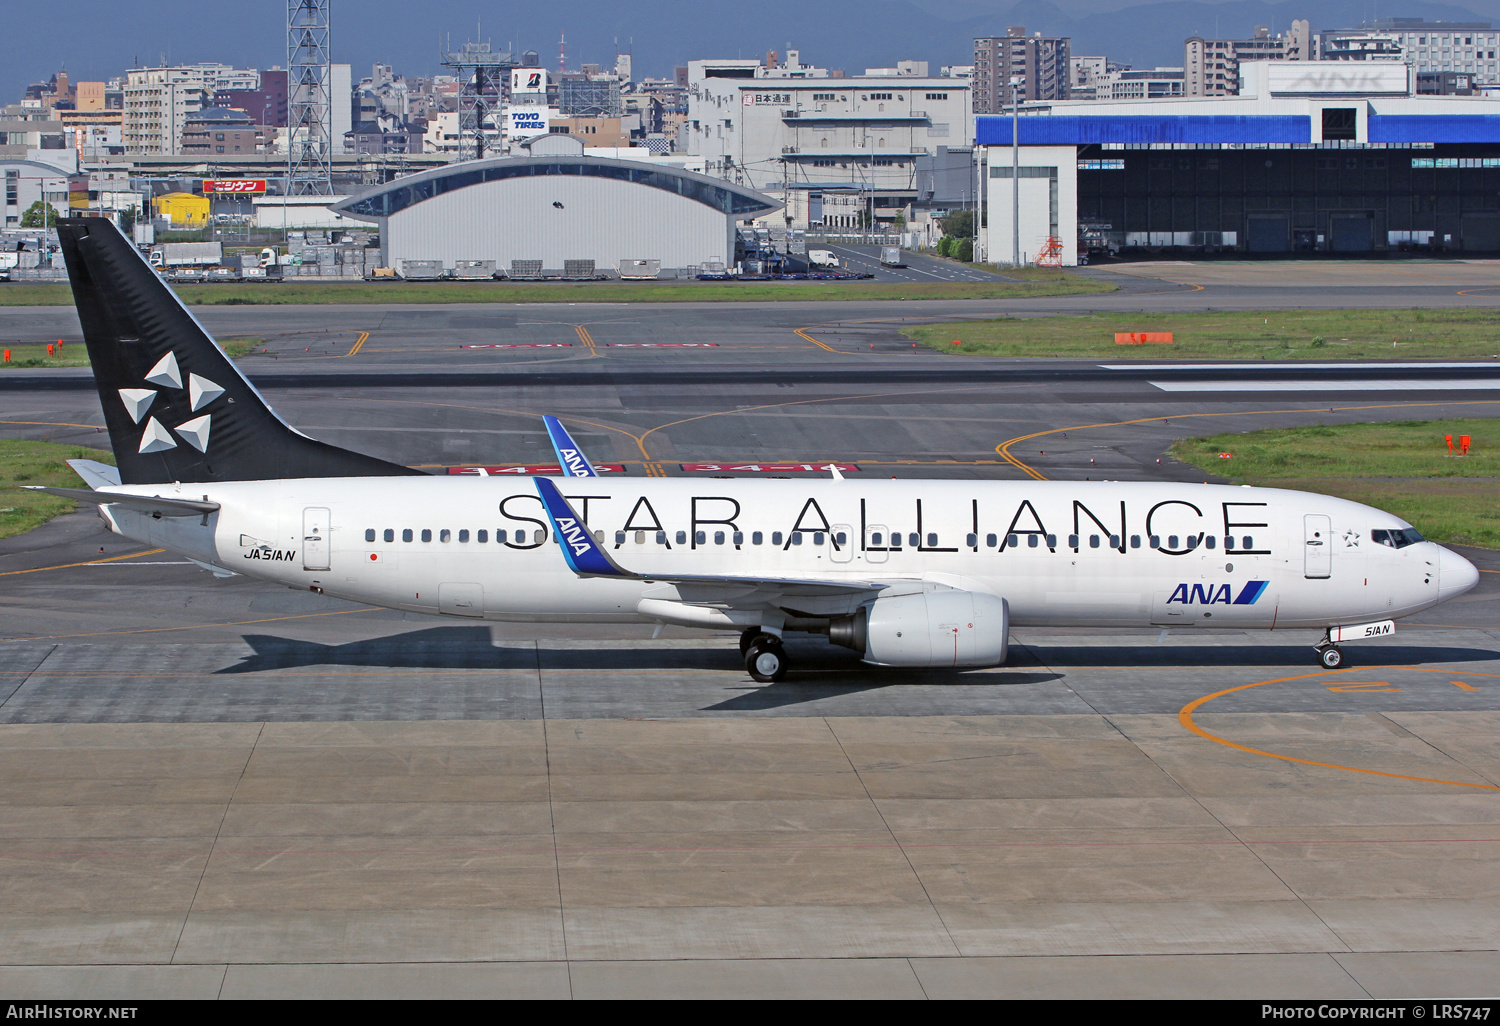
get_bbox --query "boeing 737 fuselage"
[39,217,1480,682]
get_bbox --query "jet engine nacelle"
[830,590,1009,667]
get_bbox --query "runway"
[1,264,1499,998]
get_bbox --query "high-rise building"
[1185,22,1309,97]
[972,28,1070,113]
[123,67,208,154]
[1344,20,1500,84]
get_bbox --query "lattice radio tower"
[442,36,517,162]
[288,0,333,195]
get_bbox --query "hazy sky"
[5,0,1498,108]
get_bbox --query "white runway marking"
[1149,379,1500,392]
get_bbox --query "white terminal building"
[685,51,973,230]
[979,61,1500,266]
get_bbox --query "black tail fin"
[56,216,420,484]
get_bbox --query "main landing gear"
[741,627,788,683]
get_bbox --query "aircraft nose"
[1437,546,1480,602]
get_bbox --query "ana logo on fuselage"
[1167,581,1269,606]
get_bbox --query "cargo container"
[618,259,661,280]
[401,259,447,280]
[880,246,905,268]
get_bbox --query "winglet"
[543,416,598,477]
[533,476,635,578]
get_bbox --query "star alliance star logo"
[117,351,223,455]
[1343,530,1361,548]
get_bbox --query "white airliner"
[35,217,1479,681]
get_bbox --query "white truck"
[880,246,905,268]
[148,242,223,272]
[807,249,838,269]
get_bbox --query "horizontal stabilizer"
[66,459,121,490]
[24,485,220,517]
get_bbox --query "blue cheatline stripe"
[1369,115,1500,144]
[975,115,1310,147]
[543,415,598,477]
[1234,580,1270,605]
[533,476,624,577]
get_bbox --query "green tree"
[118,206,137,233]
[956,238,974,262]
[938,209,974,241]
[892,211,906,230]
[20,201,56,228]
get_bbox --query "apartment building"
[123,65,257,154]
[973,28,1071,111]
[1334,20,1500,84]
[1185,21,1310,96]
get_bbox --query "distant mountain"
[3,0,1496,106]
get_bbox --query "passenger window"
[872,532,883,545]
[496,530,508,543]
[909,533,919,547]
[1186,536,1198,550]
[459,529,469,543]
[421,529,432,542]
[1242,536,1253,549]
[615,531,626,545]
[833,532,845,545]
[440,529,451,543]
[714,531,725,545]
[635,531,645,544]
[733,531,744,545]
[792,532,803,545]
[1225,536,1236,550]
[889,533,901,549]
[966,533,977,547]
[1168,535,1179,548]
[1028,534,1039,548]
[752,531,763,545]
[1046,535,1056,547]
[384,529,394,543]
[986,533,997,548]
[1150,535,1160,549]
[1008,533,1019,547]
[695,531,706,545]
[813,532,824,545]
[477,530,488,543]
[365,529,376,542]
[1110,535,1120,548]
[1130,535,1140,549]
[1089,535,1100,548]
[772,532,784,545]
[534,529,544,544]
[1069,534,1080,547]
[402,529,413,542]
[1205,536,1216,549]
[676,531,687,544]
[656,531,667,544]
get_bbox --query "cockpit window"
[1372,528,1425,549]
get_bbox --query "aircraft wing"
[543,416,598,477]
[532,476,882,596]
[23,486,220,517]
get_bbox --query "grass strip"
[0,440,116,539]
[1172,419,1500,548]
[905,307,1500,360]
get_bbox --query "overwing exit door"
[1304,514,1331,579]
[303,507,330,571]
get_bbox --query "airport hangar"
[332,134,781,277]
[980,61,1500,266]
